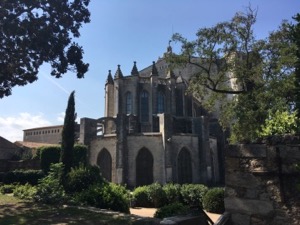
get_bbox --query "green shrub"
[0,184,17,194]
[2,170,44,185]
[13,183,37,200]
[147,183,167,208]
[154,202,189,219]
[132,185,151,207]
[203,188,225,214]
[34,163,66,204]
[102,183,130,213]
[39,146,61,173]
[180,184,208,207]
[73,144,88,167]
[65,164,104,193]
[73,183,130,213]
[163,183,182,204]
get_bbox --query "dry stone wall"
[225,144,300,225]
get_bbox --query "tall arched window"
[157,91,165,113]
[177,148,192,184]
[125,92,132,114]
[97,149,112,182]
[140,90,149,122]
[136,148,153,186]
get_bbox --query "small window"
[157,91,165,113]
[140,90,149,122]
[126,92,132,114]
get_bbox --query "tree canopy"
[169,8,298,142]
[0,0,90,98]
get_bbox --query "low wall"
[0,159,40,172]
[225,144,300,225]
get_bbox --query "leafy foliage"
[202,188,225,214]
[132,185,152,207]
[180,184,208,207]
[13,183,37,200]
[74,183,130,213]
[0,184,17,194]
[154,202,189,219]
[2,170,44,185]
[260,110,298,137]
[34,163,66,204]
[169,8,297,143]
[65,164,104,193]
[0,0,90,98]
[163,183,182,204]
[39,146,60,173]
[73,144,88,167]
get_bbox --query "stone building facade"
[23,124,80,144]
[85,47,226,187]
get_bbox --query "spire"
[114,65,123,79]
[166,68,175,79]
[167,40,172,54]
[150,61,158,76]
[131,61,139,76]
[106,70,114,84]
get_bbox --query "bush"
[73,144,88,167]
[180,184,208,207]
[2,170,44,185]
[0,184,17,194]
[13,183,37,200]
[39,146,61,173]
[163,183,182,204]
[74,183,130,213]
[147,183,167,208]
[65,164,104,193]
[34,163,66,204]
[203,188,225,214]
[154,202,189,219]
[102,183,130,213]
[132,185,151,207]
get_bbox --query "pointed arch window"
[157,91,165,113]
[126,92,132,114]
[97,149,112,182]
[177,148,192,184]
[140,90,149,122]
[136,148,153,186]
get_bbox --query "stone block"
[231,213,250,225]
[160,215,207,225]
[226,172,260,189]
[227,144,267,158]
[225,197,274,216]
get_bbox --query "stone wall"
[225,144,300,225]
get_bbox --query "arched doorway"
[177,148,192,184]
[97,148,112,182]
[136,148,153,186]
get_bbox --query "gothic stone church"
[81,48,225,188]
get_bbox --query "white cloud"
[56,112,80,124]
[56,112,65,123]
[0,113,52,142]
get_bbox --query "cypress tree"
[60,91,76,175]
[292,14,300,133]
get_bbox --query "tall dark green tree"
[61,91,76,175]
[0,0,90,98]
[292,13,300,132]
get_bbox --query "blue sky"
[0,0,299,142]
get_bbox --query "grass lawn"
[0,194,159,225]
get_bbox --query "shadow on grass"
[0,200,160,225]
